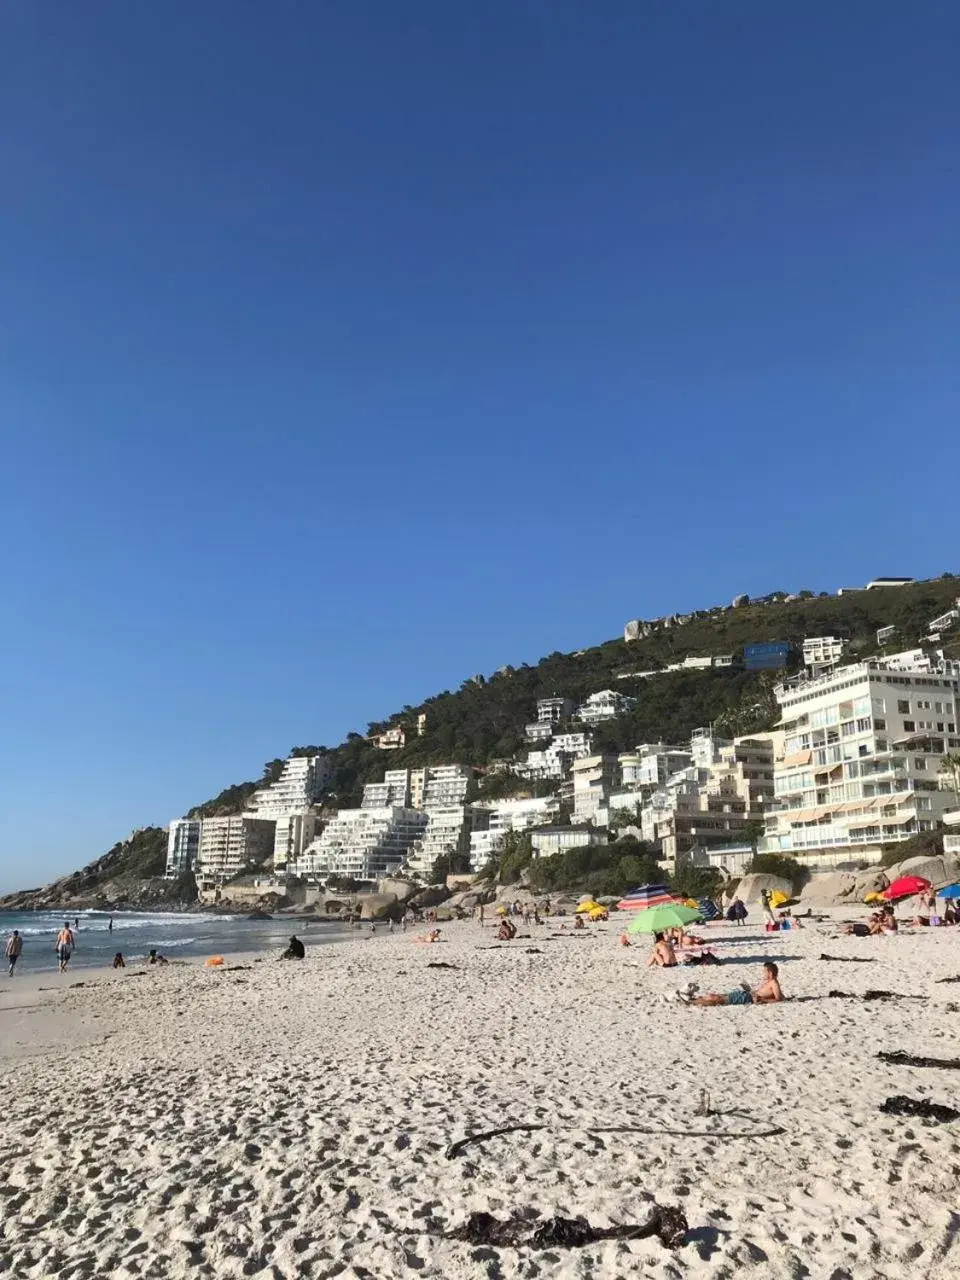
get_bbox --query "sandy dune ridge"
[2,916,960,1278]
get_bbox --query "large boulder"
[851,867,890,901]
[378,878,418,902]
[735,873,794,905]
[799,872,858,907]
[408,884,451,910]
[355,893,399,921]
[883,855,960,891]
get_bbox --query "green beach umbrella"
[626,904,703,935]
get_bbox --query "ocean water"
[0,908,354,973]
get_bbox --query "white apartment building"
[530,826,606,859]
[245,754,332,819]
[525,697,575,742]
[577,690,636,725]
[293,807,428,881]
[640,768,749,872]
[165,818,201,878]
[362,764,472,811]
[514,731,594,781]
[405,806,469,879]
[195,816,276,889]
[572,754,619,824]
[468,796,561,870]
[765,655,960,866]
[690,728,733,768]
[375,728,406,750]
[944,810,960,858]
[416,764,472,809]
[803,636,846,674]
[273,812,319,873]
[362,770,412,809]
[619,743,693,790]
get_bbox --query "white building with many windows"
[618,744,693,790]
[577,690,636,725]
[405,807,470,878]
[292,807,428,880]
[764,654,960,866]
[165,819,201,878]
[244,754,332,819]
[195,816,276,889]
[469,796,561,870]
[514,732,593,781]
[802,636,846,674]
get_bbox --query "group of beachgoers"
[2,920,173,976]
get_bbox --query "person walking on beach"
[5,930,23,977]
[56,922,76,973]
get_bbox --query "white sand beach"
[3,915,960,1279]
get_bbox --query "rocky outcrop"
[882,855,960,890]
[377,878,418,903]
[734,873,794,904]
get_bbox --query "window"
[935,702,943,714]
[875,719,886,730]
[917,700,932,710]
[856,718,872,733]
[903,720,915,732]
[915,758,927,770]
[898,700,911,714]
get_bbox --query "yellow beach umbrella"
[769,890,790,908]
[588,906,607,920]
[576,900,602,914]
[864,891,884,904]
[683,898,699,909]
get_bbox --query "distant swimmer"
[56,922,76,973]
[74,917,80,929]
[4,929,23,977]
[108,918,114,933]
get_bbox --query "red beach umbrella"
[882,875,931,902]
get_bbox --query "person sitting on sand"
[648,931,678,968]
[112,952,125,969]
[497,919,517,942]
[679,962,783,1007]
[573,913,585,930]
[280,936,305,960]
[148,949,168,966]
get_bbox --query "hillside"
[3,574,957,906]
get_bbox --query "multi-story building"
[640,768,750,870]
[273,812,319,873]
[374,727,406,750]
[803,636,846,674]
[764,654,960,866]
[514,731,593,781]
[244,754,333,819]
[165,819,201,878]
[405,807,470,879]
[362,770,412,809]
[619,743,693,790]
[293,807,428,881]
[577,690,636,725]
[572,754,618,824]
[689,728,733,768]
[195,816,276,889]
[469,796,561,870]
[525,696,575,742]
[416,764,472,809]
[530,826,606,859]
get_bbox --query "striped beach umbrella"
[696,897,720,921]
[616,883,676,911]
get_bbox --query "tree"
[671,864,724,900]
[939,753,960,805]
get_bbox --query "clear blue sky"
[1,2,958,888]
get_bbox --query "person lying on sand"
[677,962,783,1006]
[414,929,443,943]
[647,931,678,968]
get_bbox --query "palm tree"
[939,753,960,806]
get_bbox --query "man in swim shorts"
[678,962,783,1006]
[56,922,76,973]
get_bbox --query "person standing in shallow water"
[56,922,76,973]
[5,929,22,976]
